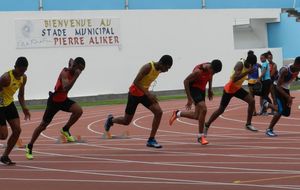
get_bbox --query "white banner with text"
[15,18,121,48]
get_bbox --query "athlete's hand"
[248,67,255,74]
[185,99,193,110]
[23,108,31,121]
[74,69,82,78]
[208,90,213,101]
[68,58,74,68]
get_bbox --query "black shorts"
[220,88,249,108]
[275,86,290,117]
[0,102,19,126]
[190,87,206,105]
[42,94,76,123]
[248,83,261,96]
[125,93,152,115]
[261,79,272,98]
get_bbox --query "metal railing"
[293,0,297,8]
[36,0,297,11]
[201,0,206,9]
[125,0,129,10]
[38,0,43,11]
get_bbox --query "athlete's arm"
[18,75,30,120]
[184,69,201,109]
[0,73,10,106]
[258,63,267,81]
[0,73,11,91]
[208,77,213,101]
[68,58,74,68]
[61,69,81,92]
[232,62,253,82]
[270,63,277,77]
[232,62,244,82]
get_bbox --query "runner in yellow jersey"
[204,53,258,136]
[0,57,30,165]
[104,55,173,148]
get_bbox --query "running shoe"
[25,144,34,160]
[146,139,162,148]
[245,124,258,132]
[266,128,278,137]
[104,114,114,132]
[197,136,209,145]
[60,129,75,142]
[0,156,16,165]
[169,110,179,126]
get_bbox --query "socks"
[176,111,181,117]
[62,126,69,132]
[27,144,33,149]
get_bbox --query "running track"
[1,92,300,190]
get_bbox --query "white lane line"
[13,164,300,189]
[12,100,300,188]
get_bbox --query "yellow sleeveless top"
[140,61,160,89]
[230,66,248,87]
[224,61,248,94]
[0,70,24,107]
[129,62,160,96]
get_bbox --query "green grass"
[17,95,187,111]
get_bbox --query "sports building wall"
[0,9,282,100]
[0,1,299,60]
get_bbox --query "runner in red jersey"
[25,57,85,160]
[169,60,222,145]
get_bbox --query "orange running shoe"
[169,110,179,126]
[197,136,209,145]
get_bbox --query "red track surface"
[1,92,300,190]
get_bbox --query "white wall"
[233,18,278,49]
[0,9,282,100]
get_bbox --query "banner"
[15,18,121,48]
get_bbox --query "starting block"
[102,131,112,139]
[102,130,130,139]
[16,138,25,148]
[1,138,25,149]
[56,134,86,144]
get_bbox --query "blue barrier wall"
[0,0,298,11]
[205,0,294,9]
[0,0,38,11]
[0,0,125,11]
[43,0,125,10]
[268,13,300,59]
[128,0,201,9]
